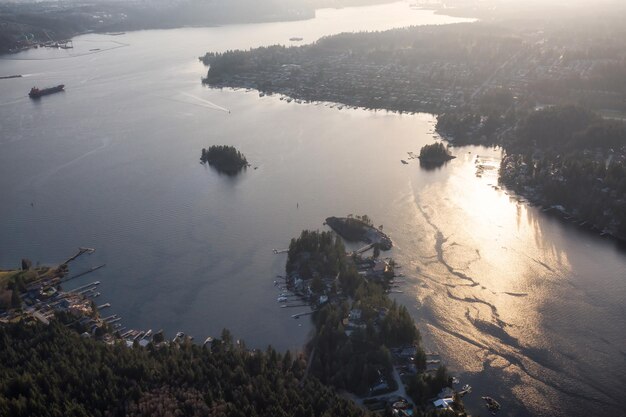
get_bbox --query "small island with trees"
[200,145,249,175]
[417,142,456,163]
[325,215,392,250]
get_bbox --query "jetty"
[63,247,95,265]
[61,264,105,282]
[353,243,375,255]
[77,286,98,295]
[291,311,314,319]
[67,281,100,293]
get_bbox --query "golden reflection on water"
[432,150,573,295]
[401,146,583,416]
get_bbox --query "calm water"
[0,3,624,417]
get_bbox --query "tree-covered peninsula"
[201,145,249,175]
[285,229,462,416]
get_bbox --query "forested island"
[325,215,392,250]
[418,143,455,163]
[201,145,249,175]
[285,229,464,415]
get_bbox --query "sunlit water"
[0,3,624,417]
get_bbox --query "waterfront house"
[433,398,453,410]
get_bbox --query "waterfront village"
[273,216,480,416]
[0,248,168,348]
[0,216,491,416]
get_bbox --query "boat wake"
[178,91,230,113]
[30,137,113,187]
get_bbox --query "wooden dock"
[62,247,95,265]
[353,243,375,255]
[68,281,100,293]
[291,311,314,319]
[61,264,105,283]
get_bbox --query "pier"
[281,304,310,308]
[62,247,95,265]
[353,243,374,255]
[291,311,314,319]
[68,281,100,293]
[61,264,105,283]
[77,286,98,295]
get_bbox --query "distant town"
[201,19,625,117]
[201,14,626,241]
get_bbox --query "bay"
[0,2,624,417]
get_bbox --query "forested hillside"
[0,322,368,417]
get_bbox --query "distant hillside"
[0,0,314,54]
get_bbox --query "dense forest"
[325,216,392,250]
[0,321,369,417]
[499,105,626,238]
[201,145,249,175]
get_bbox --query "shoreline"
[499,182,626,245]
[0,229,468,416]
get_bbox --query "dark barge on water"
[29,84,65,98]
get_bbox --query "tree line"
[0,321,369,417]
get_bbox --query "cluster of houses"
[355,257,393,280]
[0,260,161,350]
